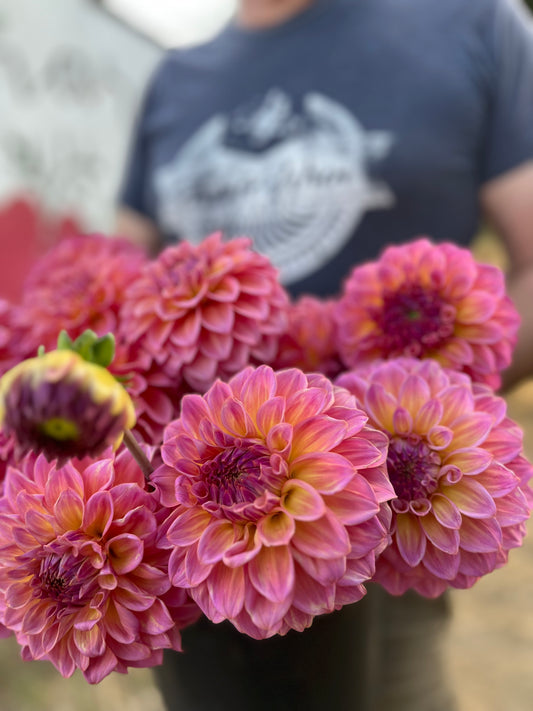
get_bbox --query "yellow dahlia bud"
[0,350,135,463]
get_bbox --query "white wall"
[103,0,237,48]
[0,0,162,231]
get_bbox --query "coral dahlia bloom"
[337,358,533,597]
[118,233,289,393]
[272,296,342,378]
[153,365,394,639]
[334,238,520,388]
[0,449,199,682]
[15,234,147,357]
[0,350,135,463]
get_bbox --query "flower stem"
[123,429,153,481]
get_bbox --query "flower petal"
[248,545,295,603]
[167,507,211,546]
[395,514,426,567]
[419,514,460,554]
[207,563,246,619]
[292,512,350,559]
[290,452,355,493]
[440,479,496,519]
[256,511,295,546]
[281,480,326,521]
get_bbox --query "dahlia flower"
[0,298,24,377]
[0,301,21,495]
[0,350,135,463]
[117,233,289,394]
[0,449,199,682]
[337,358,533,597]
[0,429,15,496]
[110,342,186,447]
[15,234,147,357]
[334,238,520,388]
[272,296,342,378]
[153,365,394,639]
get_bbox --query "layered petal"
[154,365,393,638]
[0,448,198,682]
[339,357,533,596]
[334,238,520,387]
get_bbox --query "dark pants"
[155,586,456,711]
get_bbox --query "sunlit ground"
[0,640,165,711]
[1,233,532,711]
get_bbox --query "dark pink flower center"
[33,548,96,607]
[200,444,275,507]
[375,283,454,357]
[387,436,441,503]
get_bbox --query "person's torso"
[141,0,495,296]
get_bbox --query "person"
[116,0,533,709]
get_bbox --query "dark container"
[155,586,456,711]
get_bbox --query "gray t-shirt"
[120,0,533,296]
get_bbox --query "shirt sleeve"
[480,0,533,182]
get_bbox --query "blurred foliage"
[525,0,533,13]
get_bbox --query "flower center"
[200,444,274,507]
[39,417,79,442]
[35,549,94,606]
[387,436,441,503]
[376,284,454,357]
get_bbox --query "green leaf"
[72,330,99,361]
[54,329,116,368]
[56,330,74,350]
[91,334,116,368]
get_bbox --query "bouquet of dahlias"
[0,232,530,682]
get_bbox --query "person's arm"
[115,56,170,255]
[475,0,533,389]
[479,160,533,390]
[115,206,162,256]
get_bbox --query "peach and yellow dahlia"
[117,234,289,394]
[0,449,199,682]
[153,365,394,639]
[334,238,519,388]
[337,358,533,597]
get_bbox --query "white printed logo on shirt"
[155,89,395,284]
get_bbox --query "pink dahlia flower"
[0,299,23,377]
[272,296,343,378]
[334,238,520,388]
[0,429,15,496]
[337,358,533,597]
[110,342,186,446]
[153,365,394,639]
[15,234,147,357]
[0,448,199,682]
[117,233,289,394]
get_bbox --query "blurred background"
[1,1,533,709]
